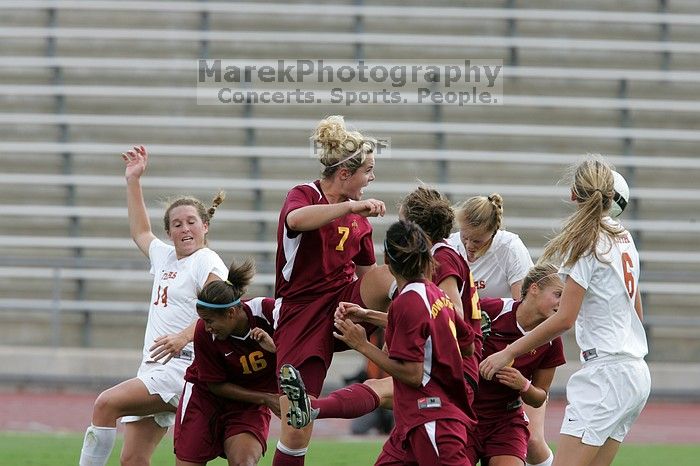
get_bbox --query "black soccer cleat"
[279,364,318,429]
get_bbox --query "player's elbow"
[207,382,226,397]
[404,369,423,389]
[527,398,545,408]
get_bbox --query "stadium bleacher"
[1,0,699,389]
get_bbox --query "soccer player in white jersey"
[449,193,533,300]
[79,146,228,466]
[449,194,556,466]
[480,155,650,466]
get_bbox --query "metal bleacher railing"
[1,0,699,354]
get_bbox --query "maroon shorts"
[275,276,367,397]
[468,409,529,464]
[174,382,271,463]
[375,419,471,466]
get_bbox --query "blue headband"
[196,298,241,309]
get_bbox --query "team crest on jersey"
[529,349,537,356]
[351,219,359,229]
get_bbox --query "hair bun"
[313,115,348,152]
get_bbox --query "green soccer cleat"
[280,363,319,429]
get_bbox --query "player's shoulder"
[493,229,526,250]
[480,297,514,319]
[245,297,276,328]
[288,181,323,199]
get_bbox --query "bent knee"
[281,427,312,449]
[229,453,261,466]
[93,391,122,421]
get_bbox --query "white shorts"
[121,360,187,428]
[560,355,650,446]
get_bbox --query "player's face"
[167,205,208,259]
[535,283,563,317]
[459,225,494,262]
[342,153,376,201]
[197,308,237,340]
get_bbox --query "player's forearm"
[521,384,548,408]
[286,203,352,231]
[178,321,196,344]
[125,176,152,242]
[362,310,388,328]
[506,314,568,360]
[207,382,273,406]
[356,342,422,388]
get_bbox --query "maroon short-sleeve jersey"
[184,297,277,410]
[432,241,483,385]
[386,280,475,440]
[274,181,375,302]
[475,297,566,421]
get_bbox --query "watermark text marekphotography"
[197,59,503,106]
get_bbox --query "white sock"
[276,440,307,457]
[527,449,554,466]
[79,425,116,466]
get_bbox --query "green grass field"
[2,433,698,466]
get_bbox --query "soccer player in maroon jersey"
[283,220,476,465]
[272,115,395,466]
[174,259,279,466]
[469,263,566,466]
[280,187,481,434]
[401,187,483,409]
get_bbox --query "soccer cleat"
[280,364,319,429]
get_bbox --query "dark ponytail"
[196,258,255,313]
[384,220,435,281]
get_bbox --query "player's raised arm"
[122,145,156,257]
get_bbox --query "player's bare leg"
[223,432,264,466]
[588,438,621,466]
[551,434,601,466]
[273,394,315,466]
[80,378,174,466]
[525,402,554,466]
[364,377,393,409]
[360,265,395,311]
[120,417,167,466]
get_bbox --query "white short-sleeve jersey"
[448,229,533,299]
[559,218,648,363]
[143,239,228,371]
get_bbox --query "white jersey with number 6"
[559,217,648,363]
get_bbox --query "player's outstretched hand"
[333,318,368,350]
[335,301,369,323]
[251,328,276,353]
[149,332,188,364]
[493,366,528,391]
[122,145,148,180]
[349,198,386,218]
[479,348,515,381]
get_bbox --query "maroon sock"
[272,447,305,466]
[311,382,381,419]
